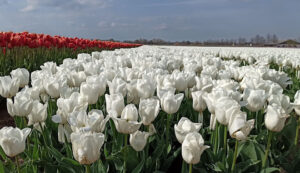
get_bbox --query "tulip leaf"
[61,157,81,166]
[162,147,181,171]
[132,156,145,173]
[0,160,4,173]
[259,167,280,173]
[0,146,7,161]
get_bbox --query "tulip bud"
[130,131,150,151]
[265,104,290,132]
[0,127,31,157]
[139,98,160,125]
[0,76,20,98]
[191,91,206,112]
[27,100,48,126]
[243,89,267,112]
[70,132,105,165]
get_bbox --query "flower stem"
[295,117,300,146]
[262,130,273,168]
[85,165,91,173]
[16,155,20,173]
[213,122,219,154]
[189,163,193,173]
[124,134,128,173]
[166,114,172,143]
[223,125,227,157]
[231,140,239,172]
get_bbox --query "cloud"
[21,0,110,12]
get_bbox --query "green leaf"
[0,146,7,161]
[259,167,280,173]
[61,157,81,166]
[132,156,145,173]
[0,160,5,173]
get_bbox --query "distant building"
[277,40,300,48]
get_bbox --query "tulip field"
[1,44,300,173]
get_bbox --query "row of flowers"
[0,46,300,172]
[0,31,141,52]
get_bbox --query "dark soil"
[0,100,15,129]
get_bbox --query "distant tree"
[238,37,247,45]
[271,34,279,43]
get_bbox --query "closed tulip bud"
[121,104,139,121]
[129,130,150,151]
[182,132,209,164]
[0,76,20,98]
[43,76,66,98]
[70,132,105,165]
[172,72,188,92]
[139,98,160,125]
[107,77,127,97]
[80,82,100,105]
[160,91,184,114]
[191,91,206,112]
[265,104,290,132]
[105,93,125,116]
[174,117,202,143]
[243,89,267,112]
[0,127,31,157]
[10,68,29,88]
[215,97,240,125]
[27,100,48,126]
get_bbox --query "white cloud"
[21,0,110,12]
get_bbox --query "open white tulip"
[67,71,86,87]
[105,93,125,116]
[160,91,184,114]
[228,110,255,141]
[107,77,127,97]
[70,132,105,165]
[243,88,267,112]
[265,104,290,132]
[174,117,202,143]
[68,110,109,133]
[7,91,33,117]
[10,68,29,88]
[110,105,142,134]
[181,132,210,164]
[129,130,150,151]
[139,98,160,125]
[268,94,293,114]
[137,76,156,99]
[215,97,240,125]
[0,76,20,98]
[27,100,48,126]
[0,127,31,157]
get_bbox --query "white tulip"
[110,109,142,134]
[243,89,267,112]
[191,91,206,112]
[139,98,160,125]
[0,127,31,157]
[10,68,29,88]
[71,132,105,165]
[137,76,156,99]
[68,110,109,133]
[7,91,33,117]
[292,90,300,115]
[228,110,255,141]
[40,62,57,74]
[174,117,202,143]
[268,94,293,114]
[105,93,125,116]
[265,104,290,132]
[130,130,150,151]
[107,77,127,97]
[27,100,48,126]
[181,132,209,164]
[215,97,240,125]
[0,76,20,98]
[160,91,184,114]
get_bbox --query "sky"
[0,0,299,41]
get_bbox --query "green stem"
[262,131,273,169]
[124,134,128,173]
[124,134,128,147]
[231,140,239,172]
[189,163,193,173]
[166,114,172,143]
[16,155,20,173]
[295,117,300,146]
[213,122,219,154]
[85,164,91,173]
[224,125,227,156]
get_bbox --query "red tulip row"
[0,31,141,54]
